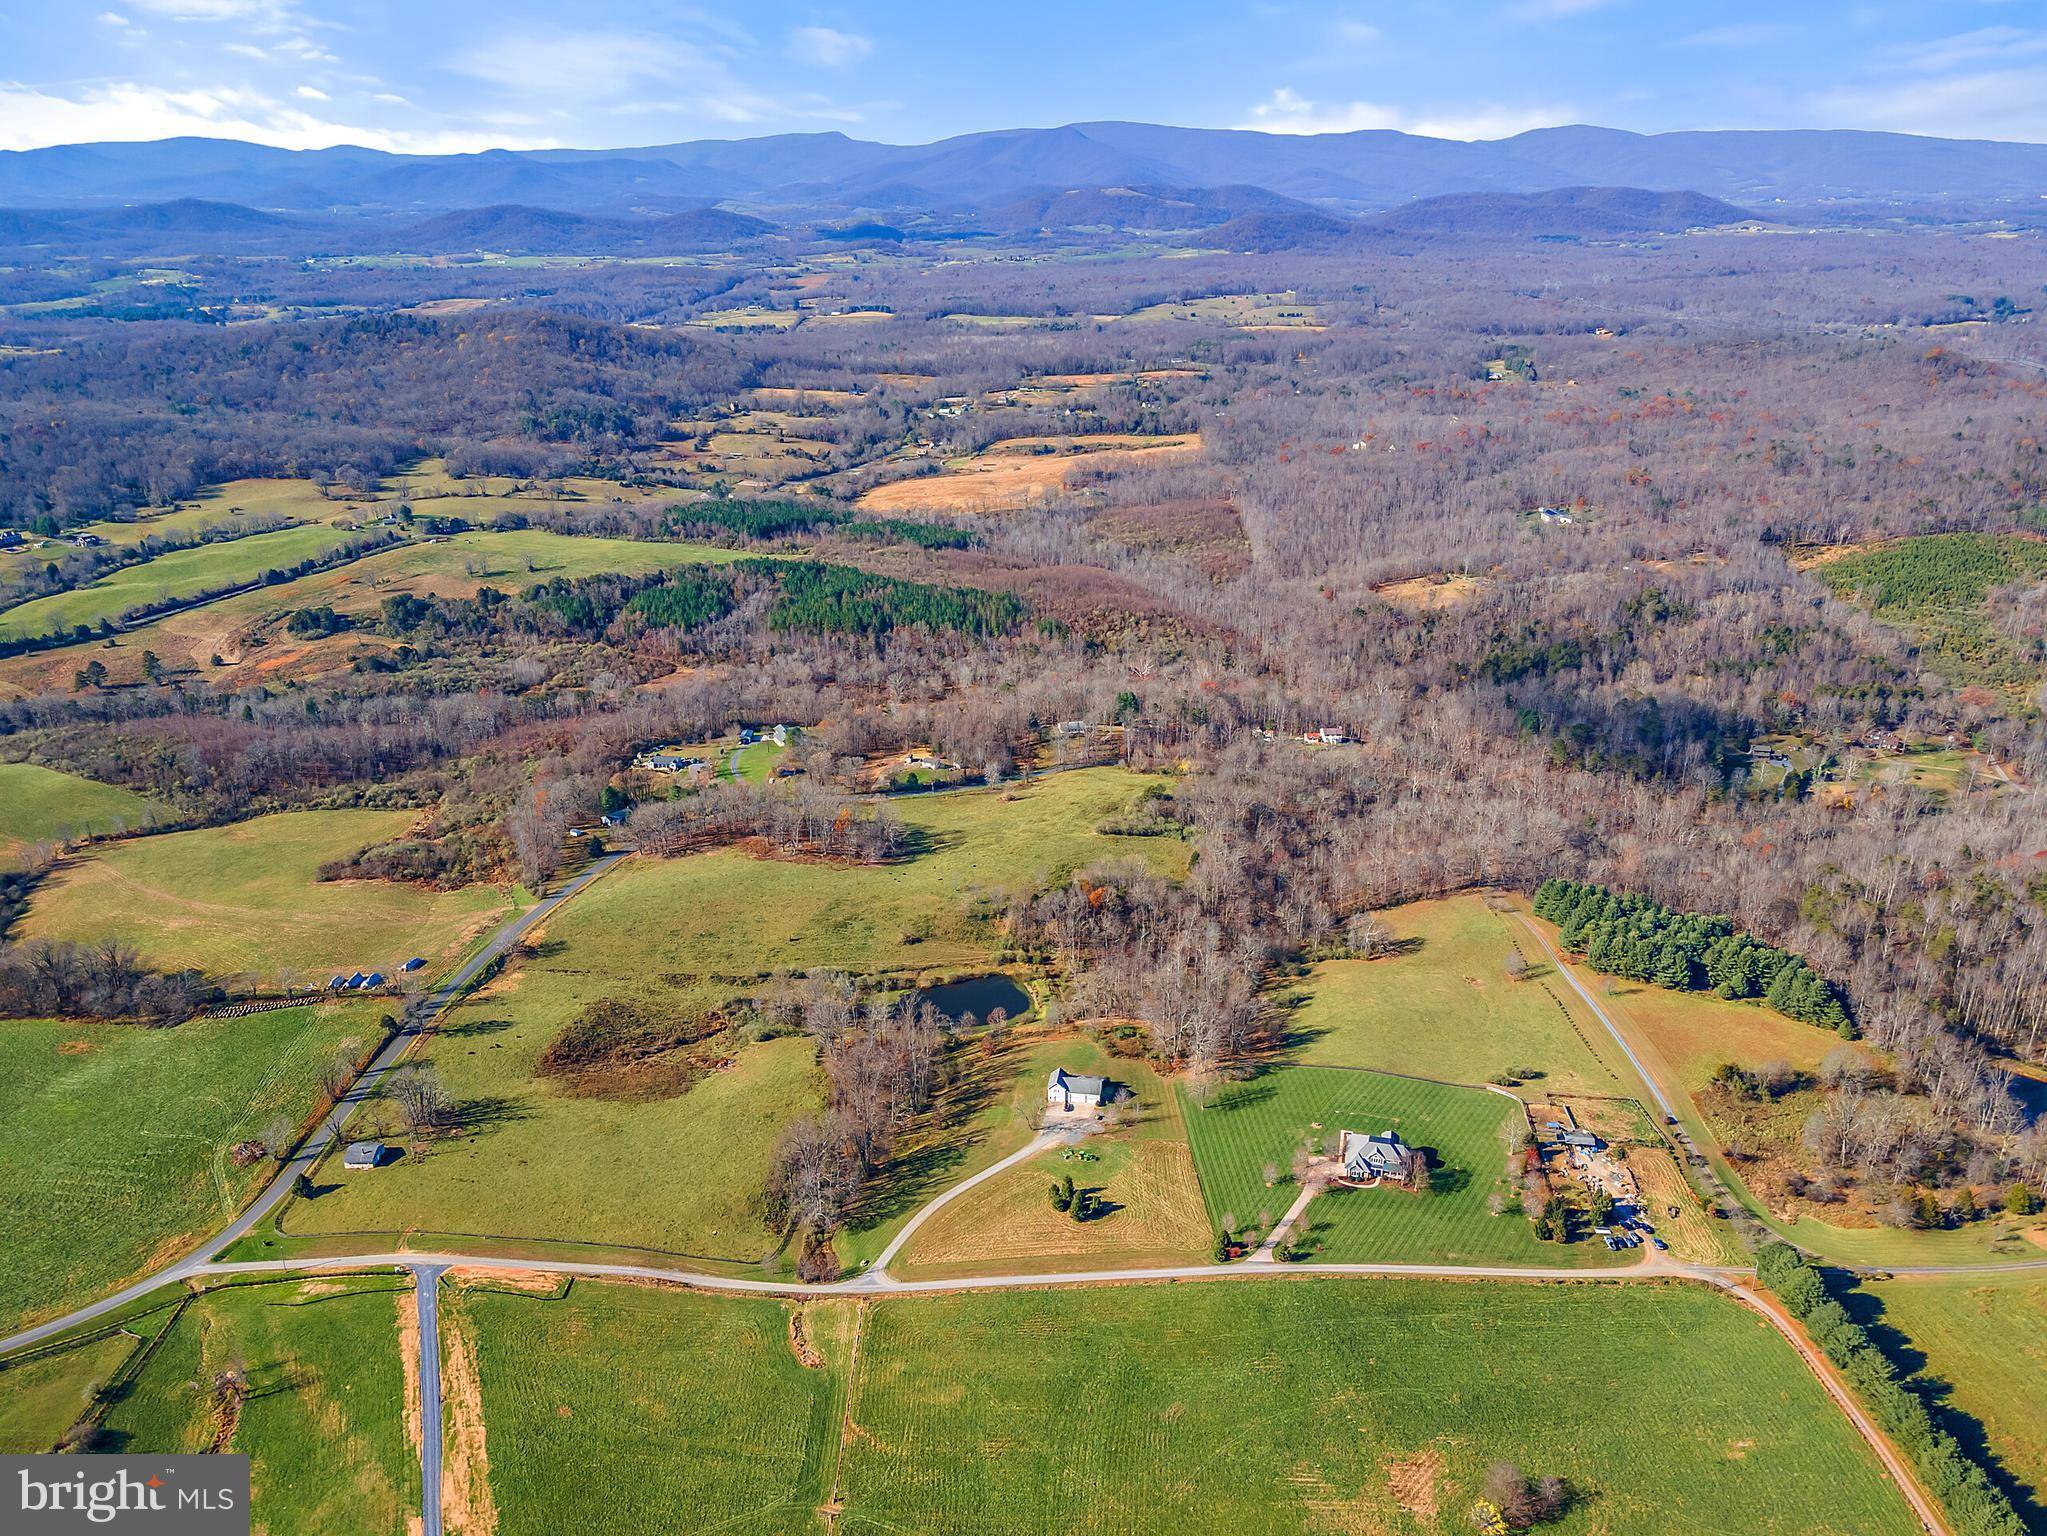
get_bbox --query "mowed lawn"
[96,1275,417,1536]
[1866,1274,2047,1518]
[1182,1065,1626,1267]
[0,522,370,640]
[282,771,1183,1270]
[458,1277,1918,1536]
[450,1281,847,1536]
[1291,896,1626,1095]
[893,1038,1208,1278]
[0,761,164,862]
[0,1003,389,1331]
[18,808,512,981]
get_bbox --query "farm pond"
[914,974,1032,1025]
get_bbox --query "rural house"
[1046,1067,1111,1112]
[1338,1129,1411,1181]
[342,1141,389,1170]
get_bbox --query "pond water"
[914,974,1032,1026]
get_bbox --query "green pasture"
[0,1003,389,1332]
[1290,895,1625,1095]
[18,809,512,981]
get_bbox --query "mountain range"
[1,120,2042,218]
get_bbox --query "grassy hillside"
[276,771,1183,1272]
[0,1003,388,1331]
[1866,1274,2047,1522]
[18,808,511,980]
[0,522,372,640]
[0,762,164,863]
[1291,895,1626,1095]
[94,1275,416,1535]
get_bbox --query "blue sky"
[0,1,2042,153]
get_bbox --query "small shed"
[401,957,426,972]
[342,1141,388,1170]
[360,972,386,989]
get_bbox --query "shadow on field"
[443,1094,531,1135]
[438,1016,515,1038]
[1838,1276,2047,1531]
[840,1028,1009,1234]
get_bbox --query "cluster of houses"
[635,751,705,774]
[327,956,425,993]
[1252,725,1352,745]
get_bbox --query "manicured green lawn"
[1865,1274,2047,1518]
[280,771,1183,1272]
[460,1276,1915,1536]
[96,1275,416,1535]
[18,808,513,982]
[0,1003,389,1332]
[732,739,789,782]
[1182,1064,1624,1266]
[0,761,164,861]
[1290,895,1626,1095]
[453,1281,845,1536]
[0,523,371,640]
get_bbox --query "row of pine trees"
[1532,878,1854,1035]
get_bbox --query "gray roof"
[1340,1129,1409,1174]
[1048,1067,1108,1097]
[342,1141,385,1165]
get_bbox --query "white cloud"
[1808,65,2047,141]
[99,11,131,25]
[0,81,537,154]
[125,0,296,21]
[1681,23,1790,48]
[788,26,873,68]
[295,84,328,100]
[455,27,862,128]
[1239,87,1569,141]
[1333,18,1381,45]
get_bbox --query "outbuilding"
[342,1141,389,1170]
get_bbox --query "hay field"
[857,433,1201,513]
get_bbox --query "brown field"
[1628,1145,1741,1264]
[856,433,1202,513]
[749,386,863,407]
[1373,573,1493,612]
[895,1136,1211,1277]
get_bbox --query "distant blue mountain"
[0,121,2040,217]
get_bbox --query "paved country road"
[412,1264,447,1536]
[0,866,1967,1535]
[0,851,627,1359]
